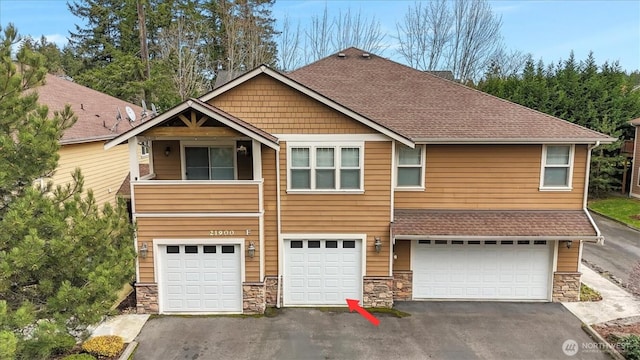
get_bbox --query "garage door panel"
[285,239,362,305]
[413,240,551,300]
[160,244,241,313]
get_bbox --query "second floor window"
[185,146,235,180]
[540,145,574,189]
[289,144,362,191]
[396,144,425,188]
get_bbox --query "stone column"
[243,282,266,314]
[363,276,394,308]
[264,276,280,307]
[135,283,159,314]
[552,272,581,302]
[393,271,413,301]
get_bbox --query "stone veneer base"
[363,276,394,308]
[135,283,159,314]
[392,271,413,301]
[243,282,266,314]
[552,272,581,302]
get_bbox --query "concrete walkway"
[563,265,640,324]
[91,314,150,342]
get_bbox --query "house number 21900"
[210,230,235,236]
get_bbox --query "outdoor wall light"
[566,240,573,249]
[139,242,149,259]
[248,242,256,258]
[374,237,382,253]
[164,146,171,157]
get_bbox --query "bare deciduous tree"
[486,48,532,78]
[396,0,503,82]
[157,16,211,100]
[278,5,388,69]
[277,15,302,72]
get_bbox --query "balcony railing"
[132,180,262,214]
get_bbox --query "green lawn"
[588,197,640,229]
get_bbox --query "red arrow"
[346,298,380,326]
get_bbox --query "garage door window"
[167,246,180,253]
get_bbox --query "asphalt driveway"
[583,212,640,285]
[134,302,609,360]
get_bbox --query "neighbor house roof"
[288,47,614,144]
[33,74,144,145]
[117,164,150,198]
[630,118,640,126]
[392,209,599,240]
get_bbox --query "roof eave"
[412,137,617,145]
[104,100,280,151]
[61,134,117,145]
[393,234,601,242]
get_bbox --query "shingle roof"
[289,47,613,143]
[630,118,640,126]
[393,209,598,238]
[117,164,150,198]
[32,74,144,145]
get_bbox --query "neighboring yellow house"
[106,48,615,315]
[35,74,148,209]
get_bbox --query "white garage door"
[160,244,241,313]
[284,239,362,305]
[413,240,551,300]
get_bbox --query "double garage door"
[159,244,242,313]
[413,240,552,300]
[284,239,362,305]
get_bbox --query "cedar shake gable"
[32,74,143,145]
[289,47,614,143]
[393,209,599,240]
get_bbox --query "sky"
[0,0,638,72]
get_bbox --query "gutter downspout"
[275,147,282,308]
[584,141,604,245]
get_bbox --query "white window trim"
[394,143,426,191]
[286,141,365,193]
[180,140,238,181]
[539,144,574,191]
[140,141,150,157]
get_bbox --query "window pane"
[316,169,335,189]
[210,147,234,167]
[546,146,570,165]
[340,169,360,189]
[316,148,334,167]
[544,167,569,186]
[308,241,321,248]
[291,148,309,167]
[341,148,359,167]
[398,145,421,165]
[291,169,310,189]
[397,167,421,186]
[185,147,210,180]
[212,167,234,180]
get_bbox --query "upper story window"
[396,144,425,189]
[540,145,574,190]
[288,142,363,192]
[184,146,235,180]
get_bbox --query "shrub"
[81,335,124,358]
[62,354,97,360]
[620,334,640,360]
[19,322,76,360]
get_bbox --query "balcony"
[132,180,262,214]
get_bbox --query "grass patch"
[588,197,640,229]
[580,283,602,302]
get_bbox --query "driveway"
[134,303,609,360]
[583,212,640,285]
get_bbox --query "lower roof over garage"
[392,209,600,241]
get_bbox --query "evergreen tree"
[0,25,135,359]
